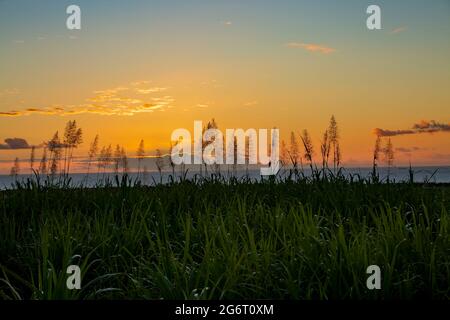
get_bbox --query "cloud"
[373,128,415,137]
[131,80,151,86]
[243,101,258,107]
[286,42,336,54]
[0,82,175,117]
[136,87,167,94]
[0,111,20,116]
[0,88,19,97]
[0,106,80,117]
[395,147,424,153]
[412,120,450,131]
[222,21,232,26]
[0,138,31,150]
[390,26,407,34]
[374,120,450,137]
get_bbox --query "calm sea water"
[1,166,449,189]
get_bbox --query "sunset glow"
[1,0,449,174]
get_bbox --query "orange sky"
[0,1,449,173]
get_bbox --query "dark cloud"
[395,147,424,153]
[0,138,31,150]
[0,111,20,116]
[412,120,450,132]
[373,128,415,137]
[374,120,450,137]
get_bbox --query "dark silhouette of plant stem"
[372,135,381,181]
[300,129,314,171]
[136,139,145,178]
[29,146,36,175]
[384,138,395,181]
[86,134,99,180]
[10,157,20,180]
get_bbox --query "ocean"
[1,166,449,189]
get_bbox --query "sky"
[0,0,449,173]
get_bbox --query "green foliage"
[0,174,449,299]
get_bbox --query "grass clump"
[0,175,449,300]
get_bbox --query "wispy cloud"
[374,120,450,137]
[389,26,407,34]
[286,42,336,54]
[0,88,19,97]
[136,87,167,94]
[395,146,425,153]
[243,101,258,107]
[222,21,232,26]
[0,82,175,117]
[131,80,151,86]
